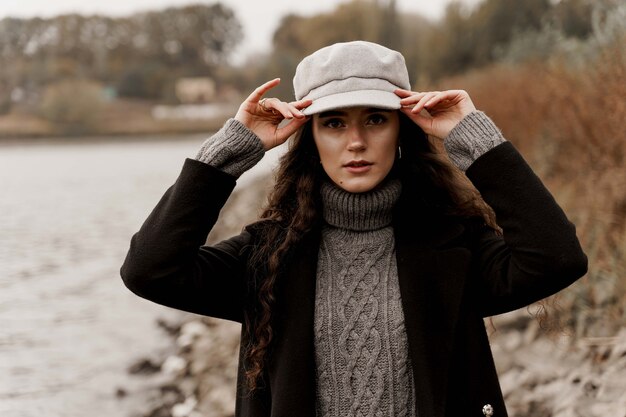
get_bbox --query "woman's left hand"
[395,89,476,139]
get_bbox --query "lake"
[0,134,281,417]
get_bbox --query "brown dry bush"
[440,30,626,337]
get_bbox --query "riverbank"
[121,171,626,417]
[0,99,236,140]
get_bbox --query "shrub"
[439,3,626,336]
[40,79,104,133]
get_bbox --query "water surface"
[0,134,280,417]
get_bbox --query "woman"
[121,41,587,417]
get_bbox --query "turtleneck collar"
[320,179,402,232]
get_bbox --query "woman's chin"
[331,177,384,194]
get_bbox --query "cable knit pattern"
[443,111,506,171]
[195,118,265,177]
[314,180,416,417]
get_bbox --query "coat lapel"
[394,213,470,416]
[266,229,320,417]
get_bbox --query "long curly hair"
[242,112,497,391]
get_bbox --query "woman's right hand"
[235,78,312,150]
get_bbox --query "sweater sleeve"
[195,118,265,178]
[443,111,506,172]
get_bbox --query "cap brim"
[301,90,401,116]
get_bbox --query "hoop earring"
[397,145,402,160]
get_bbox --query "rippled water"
[0,135,280,417]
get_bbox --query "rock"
[135,383,184,417]
[171,396,197,417]
[177,320,210,348]
[115,387,128,398]
[128,358,162,375]
[180,320,209,338]
[162,355,187,375]
[157,317,182,336]
[582,379,600,397]
[176,333,196,349]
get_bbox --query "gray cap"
[293,41,411,115]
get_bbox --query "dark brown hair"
[243,113,497,391]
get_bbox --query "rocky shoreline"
[122,314,625,417]
[489,312,626,416]
[122,316,241,417]
[118,173,626,417]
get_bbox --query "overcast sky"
[0,0,480,63]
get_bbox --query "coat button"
[482,404,494,416]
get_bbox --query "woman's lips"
[343,160,373,174]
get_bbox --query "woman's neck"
[320,179,402,232]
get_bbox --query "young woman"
[121,41,587,417]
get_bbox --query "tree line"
[0,3,241,102]
[0,0,615,107]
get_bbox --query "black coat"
[121,142,587,417]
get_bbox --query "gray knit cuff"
[443,111,506,171]
[195,118,265,178]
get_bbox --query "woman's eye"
[367,114,388,125]
[322,119,344,129]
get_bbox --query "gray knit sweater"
[195,118,265,177]
[314,179,416,417]
[194,111,506,415]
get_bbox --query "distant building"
[175,77,216,104]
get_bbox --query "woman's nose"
[346,126,366,151]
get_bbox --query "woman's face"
[312,107,400,193]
